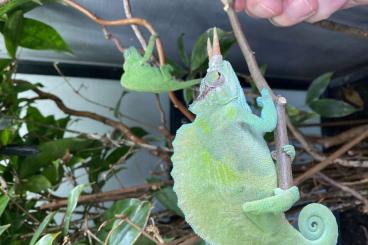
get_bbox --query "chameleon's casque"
[171,30,338,245]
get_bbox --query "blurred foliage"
[0,1,363,245]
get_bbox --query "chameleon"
[121,35,201,93]
[171,29,338,245]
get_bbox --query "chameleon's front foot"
[256,88,272,107]
[271,144,296,162]
[242,186,300,215]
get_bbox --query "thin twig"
[115,215,164,244]
[62,0,164,62]
[313,20,368,39]
[40,181,172,210]
[155,94,173,148]
[223,1,292,188]
[316,172,368,213]
[101,26,125,53]
[123,0,147,49]
[295,129,368,184]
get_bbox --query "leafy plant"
[306,72,358,118]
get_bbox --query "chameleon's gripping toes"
[121,35,201,93]
[171,29,338,245]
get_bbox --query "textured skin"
[121,35,200,93]
[171,55,338,245]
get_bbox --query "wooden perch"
[222,1,293,189]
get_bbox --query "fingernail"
[251,2,277,17]
[285,0,316,19]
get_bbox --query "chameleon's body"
[121,35,200,93]
[171,47,338,243]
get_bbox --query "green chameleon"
[171,32,338,245]
[121,35,201,93]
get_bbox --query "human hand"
[234,0,368,26]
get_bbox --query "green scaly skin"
[171,54,338,245]
[121,35,200,93]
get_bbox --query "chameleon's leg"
[142,34,158,63]
[271,145,296,162]
[242,186,300,215]
[244,88,277,134]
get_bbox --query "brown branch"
[295,129,368,184]
[319,124,368,148]
[123,0,147,49]
[223,2,273,97]
[63,0,194,122]
[101,26,125,53]
[155,94,173,148]
[313,20,368,39]
[40,181,172,210]
[316,172,368,212]
[223,1,292,189]
[275,96,293,189]
[62,0,164,63]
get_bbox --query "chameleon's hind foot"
[282,144,295,161]
[242,186,300,215]
[271,144,296,162]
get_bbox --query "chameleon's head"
[190,28,250,115]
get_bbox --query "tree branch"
[40,181,172,210]
[316,172,368,213]
[313,20,368,39]
[295,129,368,184]
[223,1,292,189]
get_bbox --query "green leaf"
[309,99,357,118]
[177,33,190,67]
[63,184,86,235]
[286,105,317,124]
[3,10,23,57]
[0,194,10,217]
[130,127,148,138]
[0,224,10,236]
[35,232,60,245]
[183,88,194,106]
[107,199,152,245]
[190,28,236,72]
[134,236,156,245]
[30,212,55,245]
[306,72,333,105]
[19,138,98,178]
[42,160,61,185]
[154,187,184,217]
[22,174,51,192]
[0,0,43,17]
[20,18,71,52]
[0,59,12,71]
[106,146,130,164]
[0,129,11,145]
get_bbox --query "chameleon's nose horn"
[212,27,221,56]
[207,37,213,59]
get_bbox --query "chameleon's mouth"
[196,72,224,101]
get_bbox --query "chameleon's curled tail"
[298,203,338,245]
